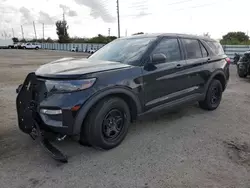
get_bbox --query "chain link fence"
[41,43,106,52]
[223,45,250,59]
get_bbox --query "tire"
[23,47,26,49]
[199,79,223,111]
[35,47,39,50]
[237,68,247,78]
[80,97,131,150]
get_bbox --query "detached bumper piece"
[16,72,68,163]
[33,120,68,163]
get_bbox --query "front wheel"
[80,97,131,150]
[199,79,222,111]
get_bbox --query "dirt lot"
[0,49,250,188]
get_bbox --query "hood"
[35,57,131,78]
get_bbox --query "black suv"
[16,33,230,161]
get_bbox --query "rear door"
[143,37,191,110]
[180,38,210,94]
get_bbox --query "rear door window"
[182,39,202,59]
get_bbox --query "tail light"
[225,57,231,64]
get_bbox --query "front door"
[143,37,191,110]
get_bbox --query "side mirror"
[151,53,167,64]
[16,84,23,94]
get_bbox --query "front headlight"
[45,78,96,92]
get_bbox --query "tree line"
[12,20,146,44]
[13,19,250,45]
[12,20,118,44]
[220,32,250,45]
[13,35,118,44]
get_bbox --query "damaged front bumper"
[16,73,68,163]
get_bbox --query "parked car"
[237,51,250,78]
[89,48,96,54]
[14,42,24,49]
[16,33,230,162]
[22,43,41,49]
[14,42,22,49]
[71,46,79,52]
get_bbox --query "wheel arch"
[73,87,143,135]
[205,70,227,92]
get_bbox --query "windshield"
[88,37,156,65]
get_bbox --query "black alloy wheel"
[237,65,247,78]
[102,109,125,141]
[210,86,221,105]
[80,97,131,150]
[199,79,223,111]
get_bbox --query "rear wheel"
[237,67,247,78]
[80,97,131,150]
[199,79,222,111]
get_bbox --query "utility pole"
[108,28,110,36]
[63,12,66,36]
[42,23,45,43]
[12,28,15,38]
[33,21,37,41]
[21,25,24,40]
[116,0,120,38]
[125,29,127,37]
[3,30,7,40]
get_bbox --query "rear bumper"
[223,64,230,91]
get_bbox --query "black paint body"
[16,33,230,136]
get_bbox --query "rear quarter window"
[205,41,224,55]
[182,39,203,59]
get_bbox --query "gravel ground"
[0,49,250,188]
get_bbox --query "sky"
[0,0,249,40]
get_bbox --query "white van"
[0,39,13,49]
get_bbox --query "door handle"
[175,64,183,68]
